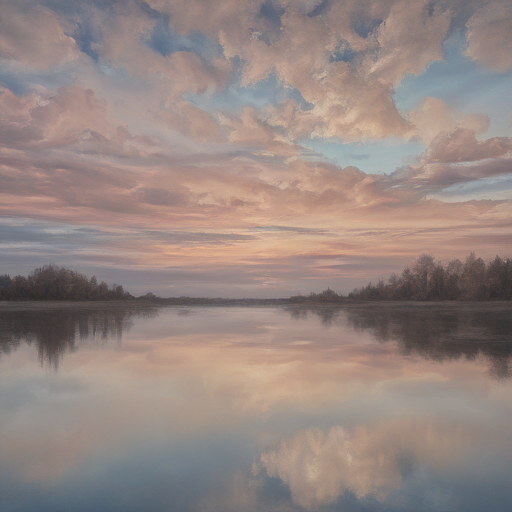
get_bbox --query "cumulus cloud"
[363,0,451,85]
[425,128,512,164]
[0,86,114,149]
[231,8,413,141]
[158,101,225,142]
[266,77,412,142]
[93,2,230,100]
[409,97,490,145]
[146,0,454,141]
[466,1,512,72]
[396,125,512,192]
[218,107,300,156]
[0,4,80,69]
[2,0,502,148]
[1,0,508,149]
[0,85,162,159]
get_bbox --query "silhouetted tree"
[412,253,436,299]
[460,252,486,300]
[349,253,512,301]
[0,264,134,301]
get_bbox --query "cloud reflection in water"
[0,305,511,511]
[256,418,476,509]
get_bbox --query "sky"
[0,0,511,298]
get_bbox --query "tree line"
[2,254,511,302]
[0,264,131,301]
[348,253,512,301]
[289,287,344,303]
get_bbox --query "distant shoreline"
[0,299,510,312]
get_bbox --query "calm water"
[1,303,511,512]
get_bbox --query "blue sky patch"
[304,138,426,175]
[145,20,222,61]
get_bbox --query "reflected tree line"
[349,253,512,301]
[0,264,133,301]
[1,301,510,378]
[0,307,157,369]
[289,304,512,379]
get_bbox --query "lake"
[1,302,511,512]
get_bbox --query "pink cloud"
[466,1,512,72]
[147,0,452,142]
[396,127,512,190]
[95,4,230,100]
[0,86,115,149]
[158,101,225,142]
[363,0,451,85]
[0,1,510,296]
[0,85,163,160]
[0,5,79,69]
[409,97,490,145]
[425,128,512,164]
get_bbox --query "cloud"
[0,88,44,147]
[466,1,512,72]
[157,101,225,142]
[218,106,300,156]
[409,97,490,145]
[0,85,114,149]
[250,225,330,234]
[93,2,230,100]
[138,187,190,207]
[147,0,452,142]
[425,128,512,164]
[0,0,511,297]
[406,159,512,192]
[234,8,413,141]
[258,425,400,507]
[0,145,145,218]
[363,0,451,85]
[0,85,164,161]
[2,0,499,150]
[0,122,509,234]
[0,4,80,69]
[0,0,506,150]
[395,126,512,192]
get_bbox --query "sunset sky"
[1,0,511,297]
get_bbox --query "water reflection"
[256,414,512,511]
[0,305,511,512]
[256,421,426,508]
[287,304,512,378]
[3,303,511,376]
[0,305,157,369]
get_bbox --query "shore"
[0,299,510,312]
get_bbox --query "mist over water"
[1,303,511,511]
